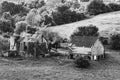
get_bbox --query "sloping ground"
[48,11,120,39]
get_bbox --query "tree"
[26,9,44,27]
[71,24,99,37]
[14,21,28,35]
[87,0,111,15]
[1,12,15,28]
[1,1,29,15]
[51,2,86,25]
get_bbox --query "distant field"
[48,11,120,39]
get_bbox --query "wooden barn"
[70,36,105,60]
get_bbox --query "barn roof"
[71,36,98,47]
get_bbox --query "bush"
[99,37,108,45]
[110,34,120,50]
[108,3,120,11]
[74,57,90,68]
[71,24,99,37]
[87,0,111,15]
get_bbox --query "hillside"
[48,11,120,39]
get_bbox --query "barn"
[70,36,105,60]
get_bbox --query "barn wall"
[91,39,104,56]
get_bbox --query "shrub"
[74,57,90,68]
[71,24,99,37]
[99,37,108,45]
[110,34,120,50]
[87,0,111,15]
[108,3,120,11]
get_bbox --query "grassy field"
[0,1,120,80]
[48,11,120,39]
[0,49,120,80]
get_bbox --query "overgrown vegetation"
[87,0,111,15]
[0,36,9,53]
[87,0,120,15]
[110,34,120,50]
[74,57,90,68]
[0,0,120,52]
[108,3,120,11]
[0,1,28,16]
[0,0,120,34]
[71,24,99,37]
[51,2,86,25]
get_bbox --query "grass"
[0,1,120,80]
[0,49,120,80]
[47,11,120,39]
